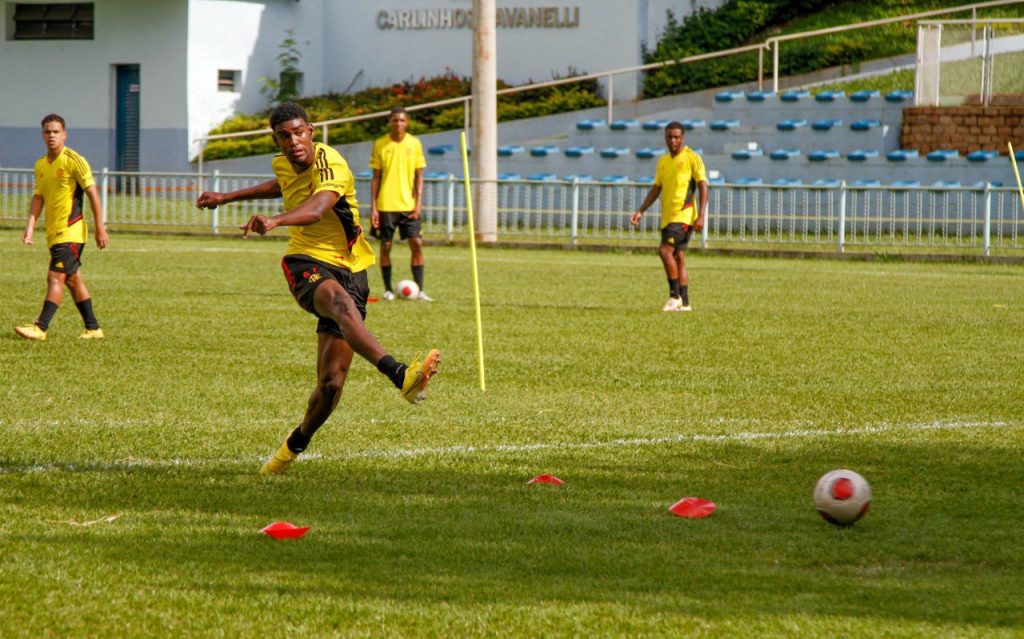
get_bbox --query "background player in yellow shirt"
[631,121,709,312]
[15,114,108,340]
[370,107,431,301]
[196,103,440,476]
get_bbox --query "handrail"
[193,0,1024,179]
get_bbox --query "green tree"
[261,29,303,106]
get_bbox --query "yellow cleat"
[260,439,298,476]
[14,324,46,341]
[79,328,105,339]
[401,349,441,404]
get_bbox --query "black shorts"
[375,211,421,241]
[49,242,84,276]
[660,223,694,250]
[280,255,369,339]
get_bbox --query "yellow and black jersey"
[369,133,426,212]
[272,143,375,272]
[33,147,94,246]
[654,147,708,228]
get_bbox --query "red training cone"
[668,497,716,518]
[527,474,565,486]
[260,521,310,539]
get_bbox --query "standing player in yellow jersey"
[631,122,709,312]
[195,103,440,476]
[369,107,431,301]
[15,114,109,340]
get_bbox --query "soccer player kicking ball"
[196,103,440,476]
[15,114,108,340]
[631,121,709,312]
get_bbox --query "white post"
[838,181,847,253]
[606,74,614,124]
[758,47,764,92]
[570,178,580,245]
[211,169,221,233]
[446,173,455,242]
[982,182,991,257]
[197,140,205,194]
[772,41,780,94]
[471,0,498,242]
[322,123,328,144]
[101,168,109,224]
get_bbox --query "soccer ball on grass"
[396,279,420,300]
[813,469,871,526]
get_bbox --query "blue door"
[115,64,140,172]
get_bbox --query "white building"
[0,0,721,171]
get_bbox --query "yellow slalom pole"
[1009,142,1024,212]
[460,131,486,391]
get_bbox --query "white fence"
[1,168,1021,255]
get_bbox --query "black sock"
[286,426,312,454]
[680,284,689,306]
[376,354,408,389]
[36,300,59,331]
[75,298,99,330]
[382,265,393,292]
[412,265,424,290]
[668,279,680,299]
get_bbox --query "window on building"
[218,69,240,93]
[11,3,94,40]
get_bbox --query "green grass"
[1,230,1022,637]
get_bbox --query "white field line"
[0,419,1016,475]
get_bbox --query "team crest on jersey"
[303,266,322,283]
[56,169,66,179]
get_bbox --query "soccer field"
[1,230,1022,638]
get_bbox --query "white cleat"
[661,297,682,312]
[417,291,434,302]
[383,290,396,301]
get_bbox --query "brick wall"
[901,107,1024,155]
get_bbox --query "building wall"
[901,106,1024,155]
[0,0,188,171]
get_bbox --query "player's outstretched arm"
[84,185,109,249]
[240,190,340,237]
[196,178,281,210]
[23,195,43,245]
[631,185,662,226]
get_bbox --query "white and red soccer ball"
[396,279,420,300]
[813,469,871,526]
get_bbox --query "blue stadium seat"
[635,176,655,184]
[885,90,914,103]
[354,170,371,179]
[927,149,959,162]
[563,174,593,182]
[769,148,801,160]
[599,175,630,183]
[565,146,595,157]
[599,147,630,158]
[851,179,881,186]
[428,144,455,156]
[746,91,775,102]
[973,181,1003,187]
[642,119,670,131]
[682,119,707,130]
[530,145,560,157]
[527,173,559,181]
[576,119,607,130]
[847,149,880,161]
[773,178,803,186]
[635,147,666,159]
[1016,150,1024,161]
[734,177,764,185]
[497,145,525,156]
[710,119,740,131]
[776,119,808,131]
[932,180,962,188]
[714,90,744,102]
[780,89,810,102]
[812,179,841,187]
[849,90,881,102]
[498,172,521,180]
[886,150,919,161]
[610,118,640,130]
[815,91,845,102]
[966,150,998,162]
[808,149,841,162]
[424,171,450,179]
[850,119,882,131]
[708,173,726,185]
[732,148,764,160]
[811,119,842,131]
[891,180,920,188]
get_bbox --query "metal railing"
[192,0,1024,179]
[2,168,1020,255]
